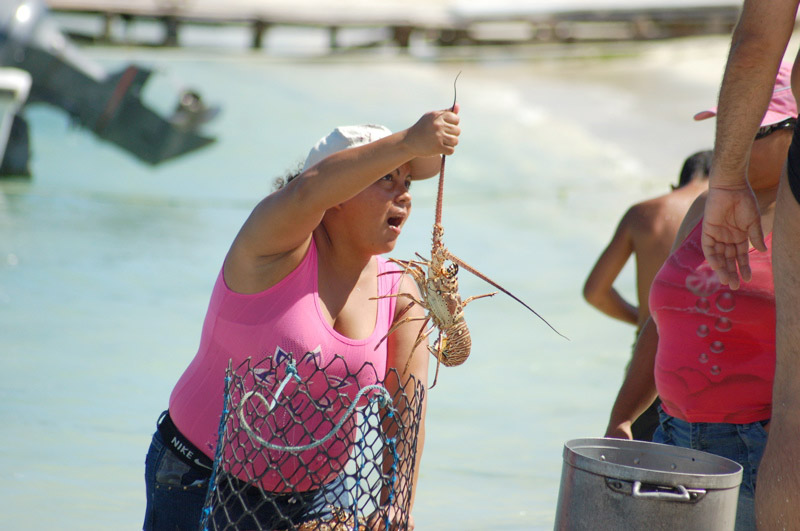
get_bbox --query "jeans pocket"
[653,409,674,445]
[145,431,210,531]
[155,447,210,490]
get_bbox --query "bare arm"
[373,275,429,530]
[702,0,799,288]
[225,107,461,292]
[603,195,707,438]
[755,170,800,529]
[604,317,659,439]
[583,212,638,325]
[712,0,797,184]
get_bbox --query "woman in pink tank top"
[605,65,796,531]
[143,108,462,531]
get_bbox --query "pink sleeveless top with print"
[168,237,402,490]
[651,219,775,424]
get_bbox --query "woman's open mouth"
[387,213,405,233]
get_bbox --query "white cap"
[302,124,392,172]
[301,124,440,180]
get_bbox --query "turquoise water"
[0,37,728,529]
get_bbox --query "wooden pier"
[45,0,744,51]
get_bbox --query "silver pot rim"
[563,438,743,490]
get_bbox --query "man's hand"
[701,184,766,290]
[604,421,633,440]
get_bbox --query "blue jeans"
[143,430,348,530]
[653,408,769,531]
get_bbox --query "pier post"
[436,28,468,46]
[251,20,271,49]
[162,16,180,47]
[392,25,412,49]
[328,26,339,50]
[632,16,658,40]
[101,13,113,43]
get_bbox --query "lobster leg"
[384,298,417,328]
[411,320,435,352]
[430,336,445,389]
[402,317,434,375]
[390,257,430,268]
[374,311,429,351]
[374,291,425,305]
[462,292,497,305]
[431,362,441,389]
[370,291,427,351]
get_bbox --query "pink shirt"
[651,220,775,424]
[168,237,402,490]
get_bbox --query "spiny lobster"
[376,74,566,388]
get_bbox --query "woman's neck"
[313,225,374,276]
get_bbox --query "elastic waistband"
[787,119,800,204]
[156,410,214,471]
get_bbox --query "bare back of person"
[584,175,708,331]
[628,180,708,328]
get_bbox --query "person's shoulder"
[396,267,421,293]
[622,194,669,229]
[682,190,709,227]
[627,187,704,224]
[378,257,421,294]
[670,191,709,249]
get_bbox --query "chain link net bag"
[200,351,425,530]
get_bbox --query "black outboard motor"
[0,0,218,168]
[0,67,31,175]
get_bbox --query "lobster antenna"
[448,251,569,340]
[436,71,461,226]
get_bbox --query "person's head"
[674,150,712,190]
[302,124,433,255]
[695,62,797,187]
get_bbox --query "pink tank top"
[651,220,775,424]
[168,237,402,490]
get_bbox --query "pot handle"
[605,478,708,502]
[632,481,698,501]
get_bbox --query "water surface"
[0,37,730,529]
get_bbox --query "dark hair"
[676,150,713,188]
[273,162,304,190]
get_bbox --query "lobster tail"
[432,320,471,367]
